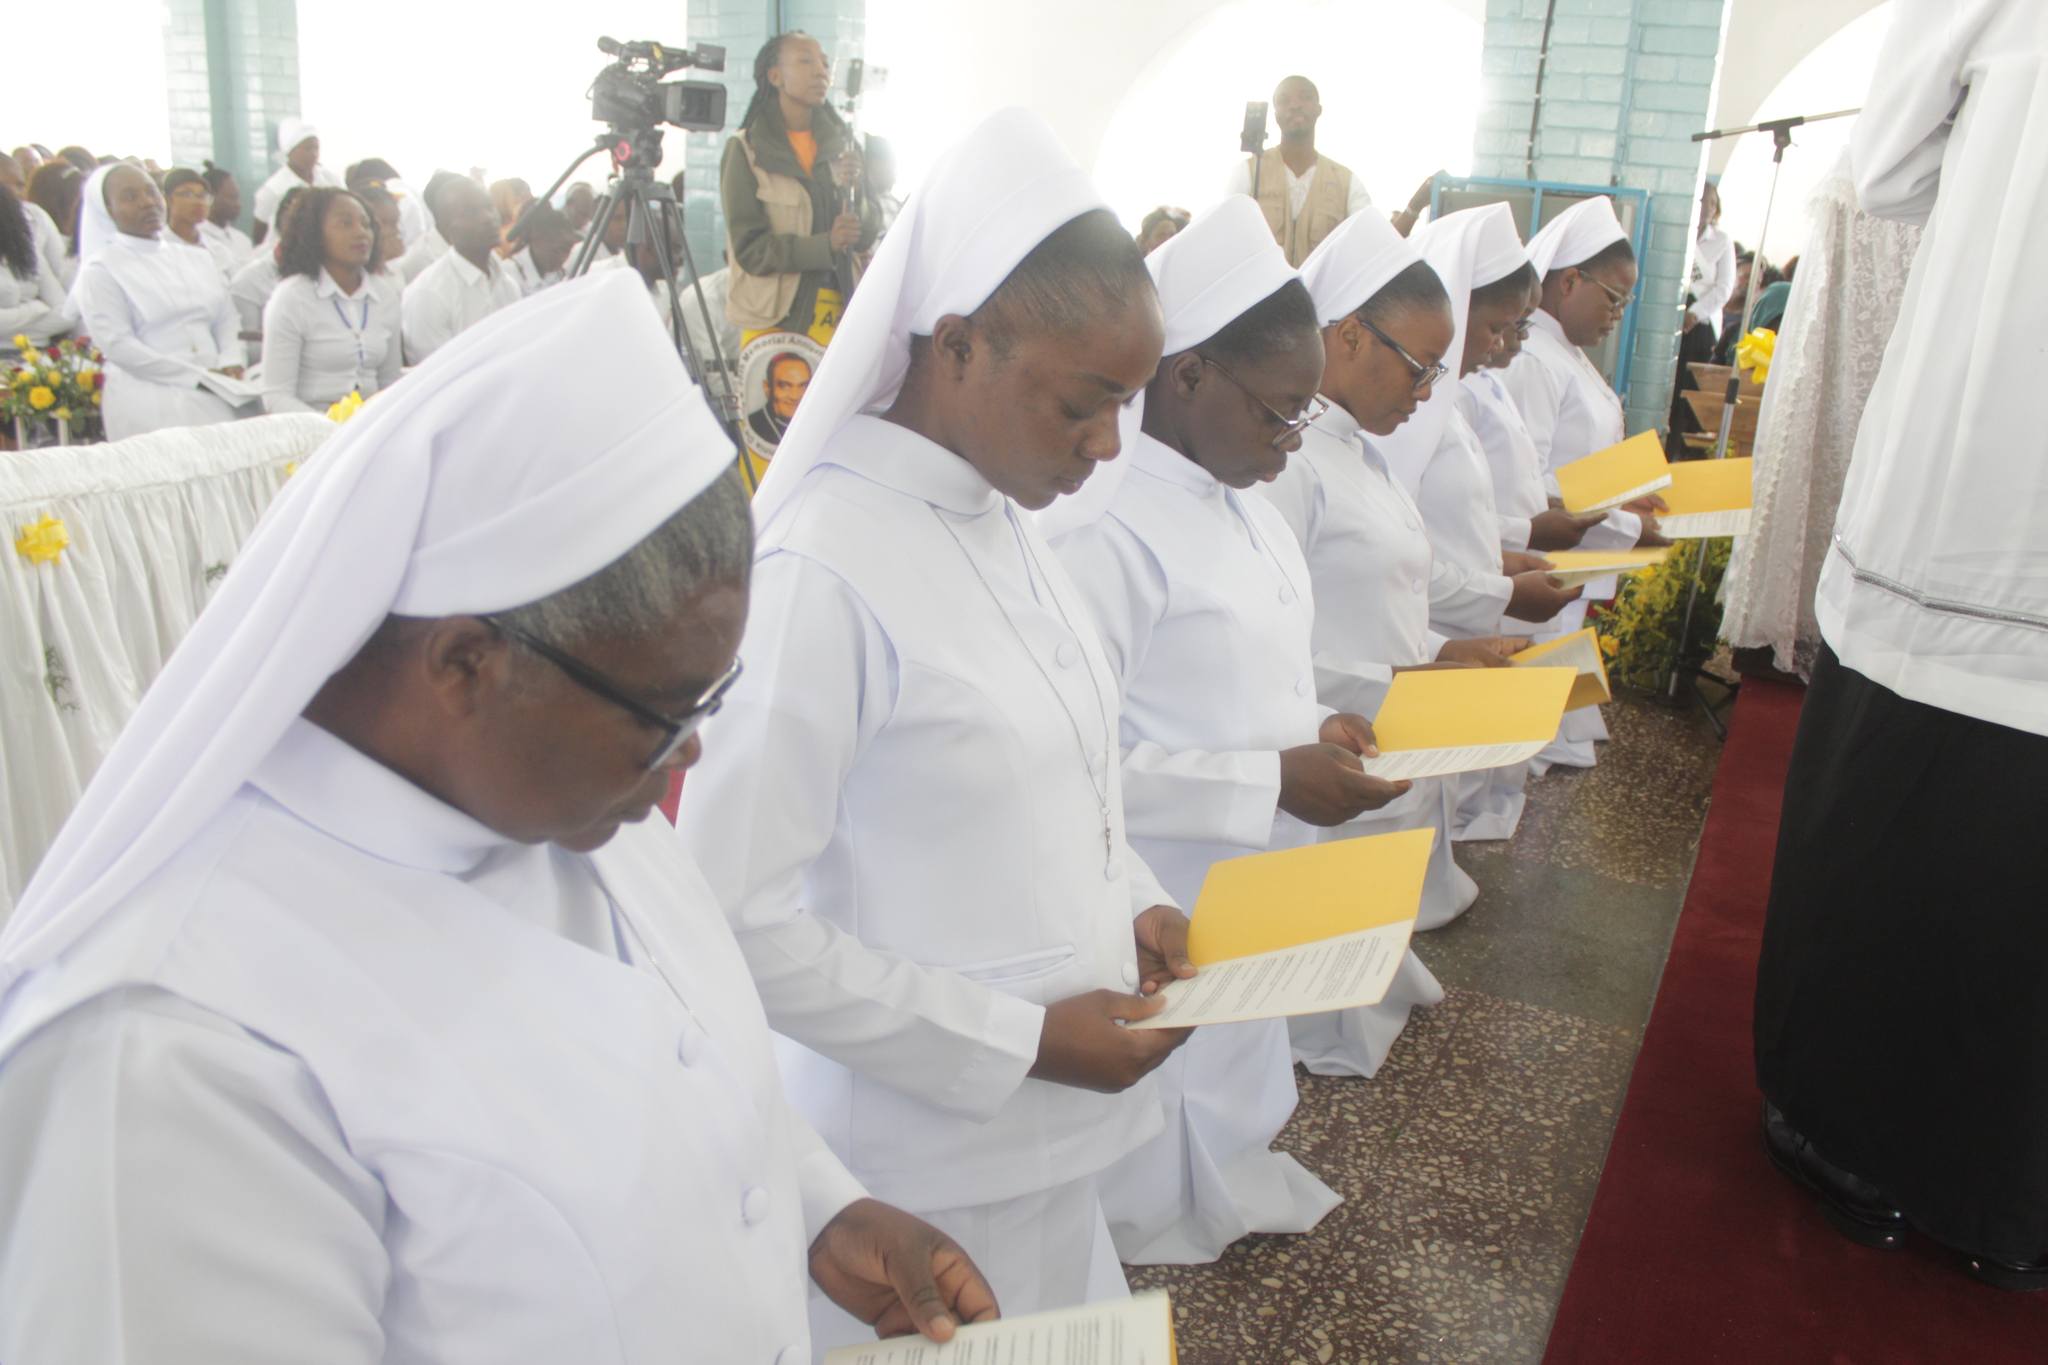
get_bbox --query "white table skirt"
[1,414,337,917]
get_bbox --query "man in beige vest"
[1222,77,1373,266]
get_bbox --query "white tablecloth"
[1,414,337,917]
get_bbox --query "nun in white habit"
[0,272,999,1364]
[1042,197,1431,1263]
[1499,197,1667,768]
[676,109,1196,1345]
[1258,209,1471,1077]
[72,163,248,441]
[1377,204,1582,842]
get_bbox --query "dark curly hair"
[276,186,385,281]
[0,183,34,279]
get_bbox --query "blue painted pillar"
[1473,0,1732,434]
[164,0,304,232]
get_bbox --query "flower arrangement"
[326,390,366,424]
[4,334,106,446]
[1734,328,1775,386]
[1592,537,1735,693]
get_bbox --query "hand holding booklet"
[1555,431,1673,513]
[1534,547,1670,588]
[1654,457,1754,539]
[1127,828,1434,1031]
[821,1290,1177,1363]
[1356,665,1578,781]
[195,369,263,407]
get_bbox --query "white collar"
[250,718,510,876]
[829,413,1003,518]
[1130,429,1222,497]
[448,250,499,286]
[316,267,369,301]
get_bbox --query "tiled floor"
[1129,698,1723,1363]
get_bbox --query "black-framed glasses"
[1354,314,1450,394]
[1575,268,1633,313]
[1197,355,1329,447]
[485,616,743,771]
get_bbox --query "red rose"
[93,372,105,389]
[45,346,60,359]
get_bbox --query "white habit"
[677,110,1166,1346]
[0,272,861,1364]
[72,168,246,442]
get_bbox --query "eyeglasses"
[1354,315,1449,394]
[1197,355,1329,447]
[485,616,743,771]
[1575,269,1634,313]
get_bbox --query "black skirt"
[1755,644,2048,1259]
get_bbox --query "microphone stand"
[1660,107,1859,733]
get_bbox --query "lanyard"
[330,293,370,376]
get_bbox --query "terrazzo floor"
[1127,696,1724,1364]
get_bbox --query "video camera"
[590,36,729,142]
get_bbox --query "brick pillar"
[163,0,304,233]
[680,0,866,282]
[1473,0,1731,435]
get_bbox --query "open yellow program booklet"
[1357,665,1578,781]
[1127,828,1433,1031]
[1510,627,1613,711]
[1556,431,1673,513]
[1535,547,1670,588]
[822,1290,1177,1363]
[1655,457,1754,539]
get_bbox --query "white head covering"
[1376,202,1531,494]
[0,271,736,986]
[1526,194,1628,278]
[751,108,1106,534]
[1037,194,1296,536]
[68,162,160,308]
[277,117,320,159]
[1298,204,1424,326]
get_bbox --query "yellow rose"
[91,392,103,406]
[326,390,366,423]
[27,386,54,411]
[11,334,29,351]
[53,407,71,421]
[13,514,69,565]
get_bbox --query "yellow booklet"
[1127,829,1433,1030]
[1657,457,1754,539]
[1556,431,1674,513]
[1510,627,1612,711]
[824,1290,1178,1363]
[1358,664,1579,780]
[1535,547,1671,588]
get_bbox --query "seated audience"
[260,186,401,413]
[0,182,71,345]
[229,186,307,357]
[24,161,81,290]
[504,204,577,296]
[72,163,246,440]
[252,119,341,245]
[401,174,520,364]
[197,161,256,281]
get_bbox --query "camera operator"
[720,31,881,345]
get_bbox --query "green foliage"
[1592,538,1734,692]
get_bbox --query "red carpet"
[1542,680,2048,1364]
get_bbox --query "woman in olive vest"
[719,31,882,346]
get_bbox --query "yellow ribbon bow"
[1735,328,1776,386]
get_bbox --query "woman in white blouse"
[228,185,308,359]
[73,163,246,441]
[0,183,71,345]
[196,162,255,282]
[261,187,401,413]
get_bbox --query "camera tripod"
[530,134,755,492]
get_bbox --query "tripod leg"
[568,192,616,279]
[644,198,755,492]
